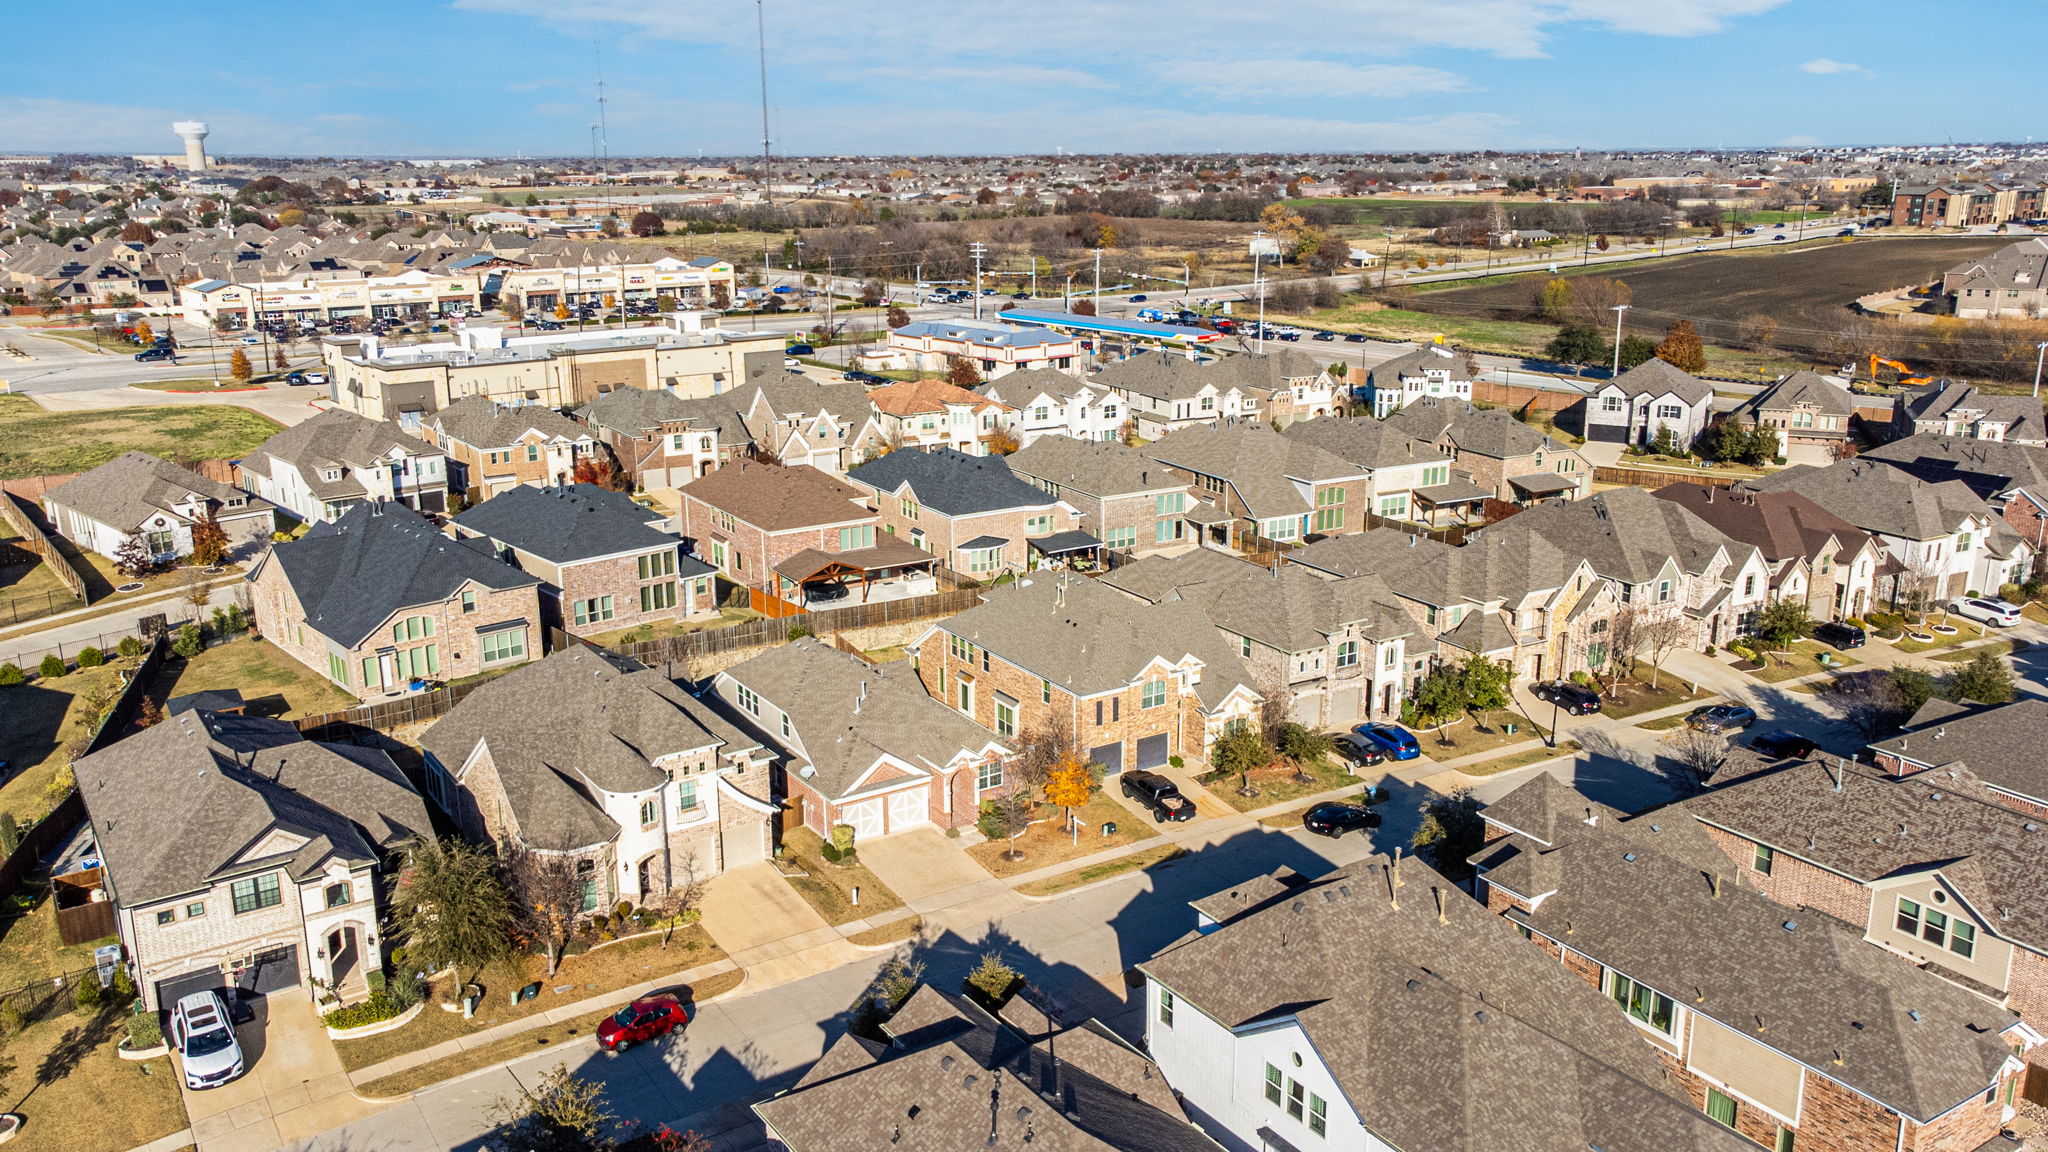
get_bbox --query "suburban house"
[1726,371,1856,453]
[1139,862,1757,1152]
[872,318,1082,379]
[1862,434,2048,560]
[237,408,448,524]
[75,708,431,1012]
[712,638,1008,841]
[1682,753,2048,1060]
[1281,415,1472,526]
[728,377,888,475]
[1360,344,1475,418]
[1291,525,1615,685]
[44,451,276,565]
[1474,774,2039,1152]
[420,648,777,909]
[845,448,1082,578]
[1385,397,1589,505]
[248,502,543,696]
[676,459,932,607]
[756,983,1219,1152]
[449,483,715,636]
[1004,434,1200,556]
[912,576,1260,775]
[1893,381,2048,447]
[1102,549,1415,727]
[1941,237,2048,318]
[1092,349,1339,438]
[867,378,1016,455]
[1744,459,2031,605]
[424,396,600,502]
[1144,423,1369,547]
[575,386,728,490]
[1654,483,1882,621]
[1483,486,1771,650]
[972,374,1124,446]
[1583,358,1716,449]
[1867,698,2048,818]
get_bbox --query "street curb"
[1010,847,1190,903]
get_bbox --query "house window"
[326,882,352,908]
[1422,464,1449,486]
[1025,514,1053,536]
[964,546,1001,574]
[1602,395,1623,412]
[781,712,791,738]
[950,635,973,662]
[1264,1063,1284,1106]
[994,693,1017,738]
[1041,679,1053,704]
[1656,579,1672,603]
[186,902,205,918]
[676,779,700,812]
[639,799,657,828]
[1383,646,1398,668]
[638,551,677,579]
[572,596,615,626]
[1032,406,1049,422]
[1308,1091,1327,1137]
[736,684,760,715]
[1241,634,1253,657]
[641,581,677,612]
[1607,969,1675,1035]
[1754,845,1774,875]
[1262,518,1300,542]
[327,652,350,687]
[1377,495,1408,519]
[526,444,540,462]
[146,529,175,557]
[713,509,736,533]
[977,759,1004,791]
[1287,1078,1306,1121]
[1706,1087,1736,1128]
[393,614,434,642]
[460,590,477,614]
[576,861,597,913]
[156,910,175,926]
[480,627,527,664]
[1104,526,1136,549]
[957,676,975,714]
[1313,487,1345,532]
[1141,679,1166,709]
[1156,492,1187,516]
[1776,1126,1796,1152]
[1336,640,1358,669]
[1157,988,1174,1028]
[1657,404,1683,421]
[838,524,875,551]
[1743,575,1756,596]
[230,873,282,915]
[1898,897,1975,958]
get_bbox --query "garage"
[152,944,300,1011]
[1090,742,1123,775]
[1135,733,1170,771]
[886,788,927,834]
[154,967,226,1013]
[1328,688,1362,729]
[840,798,884,841]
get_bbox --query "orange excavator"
[1870,354,1934,387]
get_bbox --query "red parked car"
[596,993,690,1052]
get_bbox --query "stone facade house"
[1893,381,2048,447]
[75,709,430,1012]
[248,503,543,697]
[1583,358,1716,449]
[237,408,449,524]
[845,448,1079,578]
[1361,344,1475,418]
[1654,483,1882,622]
[44,451,276,565]
[731,378,888,475]
[1475,774,2038,1152]
[576,387,726,490]
[1092,349,1338,438]
[1726,371,1855,451]
[1385,398,1589,505]
[1144,423,1370,547]
[867,379,1016,455]
[912,576,1260,775]
[1862,434,2048,569]
[1942,237,2048,318]
[676,460,924,604]
[421,648,777,909]
[1005,434,1200,556]
[712,639,1008,841]
[449,483,716,636]
[424,396,599,502]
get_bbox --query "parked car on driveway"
[1749,730,1817,760]
[1531,680,1602,714]
[1332,733,1388,768]
[597,993,689,1052]
[170,991,245,1090]
[1349,722,1420,761]
[1950,597,2023,628]
[1302,802,1381,838]
[1812,620,1866,650]
[1120,770,1196,822]
[1686,704,1758,733]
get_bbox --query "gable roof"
[1743,459,1997,542]
[1862,433,2048,500]
[451,483,685,564]
[1868,698,2048,805]
[867,378,1008,417]
[1003,435,1184,498]
[1483,485,1750,585]
[430,396,588,449]
[265,503,539,648]
[1383,398,1570,460]
[1734,371,1855,420]
[845,448,1057,517]
[1367,344,1468,385]
[1610,356,1714,404]
[1653,483,1873,566]
[1100,548,1413,649]
[1292,525,1586,606]
[43,450,258,531]
[238,409,439,501]
[1281,413,1447,471]
[576,386,702,436]
[1144,423,1362,519]
[680,460,873,532]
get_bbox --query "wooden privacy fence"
[1591,465,1743,491]
[293,675,494,741]
[0,492,88,602]
[603,586,986,668]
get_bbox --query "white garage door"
[840,799,883,842]
[886,788,927,834]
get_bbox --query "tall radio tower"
[756,0,774,203]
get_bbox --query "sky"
[2,0,2038,157]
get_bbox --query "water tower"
[172,121,209,172]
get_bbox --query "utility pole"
[1092,248,1102,305]
[1380,229,1395,289]
[1063,273,1074,312]
[968,241,987,320]
[1182,262,1191,302]
[2034,341,2047,398]
[1610,304,1631,378]
[825,253,835,338]
[1254,254,1267,355]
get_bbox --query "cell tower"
[172,121,209,172]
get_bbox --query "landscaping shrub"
[111,966,135,1004]
[126,1010,162,1050]
[976,799,1008,840]
[72,977,101,1012]
[0,664,22,688]
[75,646,105,668]
[964,952,1021,1010]
[38,654,66,679]
[321,984,420,1029]
[172,623,204,658]
[0,1003,24,1036]
[117,636,143,658]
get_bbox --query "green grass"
[1636,714,1688,731]
[0,880,118,993]
[1204,755,1360,813]
[1892,621,1992,653]
[127,377,269,392]
[778,827,906,927]
[1456,740,1582,777]
[1016,845,1187,898]
[1419,714,1550,758]
[154,635,357,720]
[0,395,281,480]
[0,655,141,825]
[1932,639,2018,664]
[1744,640,1861,683]
[0,529,83,626]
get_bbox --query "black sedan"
[1302,802,1381,838]
[1686,704,1759,733]
[1531,680,1602,715]
[1332,733,1388,768]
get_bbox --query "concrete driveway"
[852,827,1012,916]
[698,862,857,989]
[179,994,373,1152]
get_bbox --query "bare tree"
[1636,611,1687,689]
[655,852,707,949]
[1659,728,1728,795]
[504,842,587,976]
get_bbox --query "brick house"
[1684,755,2048,1076]
[237,408,449,524]
[675,459,935,605]
[1475,774,2039,1152]
[1102,549,1415,727]
[1867,698,2048,817]
[248,503,543,697]
[424,396,599,502]
[75,709,431,1012]
[1893,381,2048,447]
[1143,423,1370,547]
[1386,397,1590,505]
[1583,358,1716,449]
[711,638,1008,841]
[1862,435,2048,577]
[1726,371,1856,451]
[449,483,716,636]
[421,648,778,910]
[911,576,1259,775]
[43,450,277,565]
[868,379,1016,456]
[1655,483,1882,622]
[731,378,888,475]
[845,447,1080,577]
[576,387,727,490]
[1281,415,1469,525]
[1004,434,1200,555]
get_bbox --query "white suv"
[170,990,245,1089]
[1951,597,2023,628]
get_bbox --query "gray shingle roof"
[1483,486,1752,584]
[1144,424,1363,520]
[1733,371,1855,421]
[1869,698,2048,804]
[430,396,588,449]
[451,483,681,564]
[1280,413,1446,471]
[1101,548,1412,650]
[239,409,439,502]
[1743,459,1996,542]
[1003,435,1183,499]
[1089,348,1318,402]
[1611,356,1714,404]
[264,503,539,648]
[576,386,702,436]
[1294,525,1582,608]
[1862,434,2048,500]
[1367,344,1469,386]
[846,448,1058,517]
[1901,381,2047,442]
[1142,861,1756,1152]
[75,709,429,905]
[43,450,265,532]
[1384,398,1569,460]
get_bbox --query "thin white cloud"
[1149,60,1470,99]
[1799,57,1864,74]
[0,97,396,155]
[1777,134,1823,147]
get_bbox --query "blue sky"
[1,1,2036,157]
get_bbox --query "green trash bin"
[1502,722,1518,735]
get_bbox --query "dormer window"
[324,470,341,482]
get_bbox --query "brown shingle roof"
[679,459,873,532]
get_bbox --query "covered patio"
[1028,529,1104,572]
[773,537,939,609]
[1506,471,1582,506]
[1412,477,1493,527]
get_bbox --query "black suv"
[1120,771,1196,823]
[1532,680,1602,714]
[1813,621,1866,651]
[1749,730,1817,760]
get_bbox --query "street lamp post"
[2034,341,2048,398]
[1610,304,1631,378]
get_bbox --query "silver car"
[170,990,245,1089]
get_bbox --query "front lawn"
[1892,620,1993,653]
[968,792,1157,879]
[1015,845,1187,898]
[0,395,281,481]
[150,635,356,720]
[1932,639,2019,664]
[1745,641,1861,683]
[128,378,272,392]
[1414,714,1546,757]
[1455,741,1582,778]
[1204,755,1359,814]
[0,1005,186,1152]
[1598,669,1712,719]
[776,827,905,927]
[331,924,726,1073]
